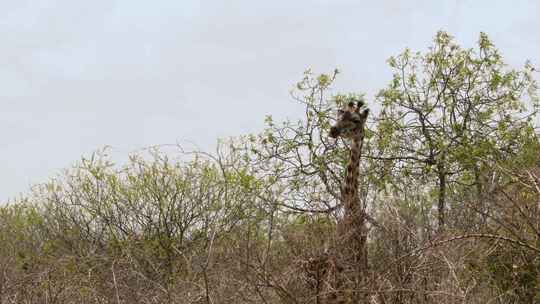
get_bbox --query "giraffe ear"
[361,108,370,118]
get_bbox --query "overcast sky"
[2,0,539,202]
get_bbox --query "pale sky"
[2,0,539,202]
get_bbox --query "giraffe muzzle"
[329,126,340,138]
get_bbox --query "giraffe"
[329,100,370,303]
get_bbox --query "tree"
[374,31,539,230]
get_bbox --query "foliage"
[374,31,539,229]
[1,31,539,303]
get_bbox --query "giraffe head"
[329,101,369,140]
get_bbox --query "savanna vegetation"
[1,32,539,303]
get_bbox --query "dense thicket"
[1,32,539,303]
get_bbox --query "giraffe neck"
[343,137,363,216]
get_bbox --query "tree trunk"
[437,163,446,232]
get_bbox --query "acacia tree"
[374,31,539,230]
[246,69,377,218]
